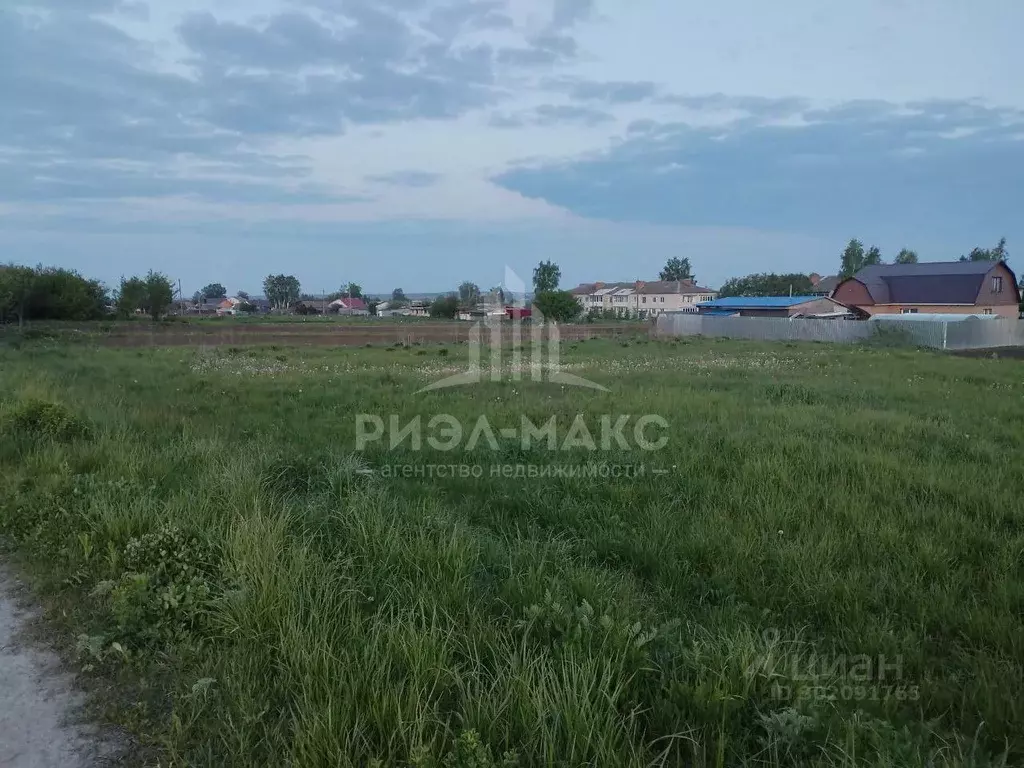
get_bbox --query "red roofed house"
[832,260,1020,318]
[328,297,370,316]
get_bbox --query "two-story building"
[571,280,718,318]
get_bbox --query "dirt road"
[0,566,112,767]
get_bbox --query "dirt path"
[0,566,114,767]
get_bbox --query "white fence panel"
[655,314,1024,350]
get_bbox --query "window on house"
[900,308,919,314]
[642,296,647,303]
[992,276,1003,292]
[983,308,993,314]
[660,297,665,303]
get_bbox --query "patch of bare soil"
[0,565,123,768]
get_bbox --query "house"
[697,296,854,318]
[808,274,842,297]
[571,279,718,317]
[403,301,431,318]
[328,297,370,316]
[832,260,1020,318]
[186,298,227,315]
[635,280,718,316]
[456,304,506,321]
[216,298,241,316]
[571,282,634,315]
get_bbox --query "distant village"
[184,256,1021,323]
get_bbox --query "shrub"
[96,524,222,646]
[6,398,91,441]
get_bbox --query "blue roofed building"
[696,295,855,318]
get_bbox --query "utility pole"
[178,279,184,316]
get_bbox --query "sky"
[2,0,1023,295]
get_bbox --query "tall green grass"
[0,337,1021,766]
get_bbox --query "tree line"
[0,264,182,324]
[840,237,1010,277]
[720,238,1014,298]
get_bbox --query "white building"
[571,280,718,318]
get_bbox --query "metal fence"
[654,314,1024,350]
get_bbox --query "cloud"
[365,171,442,187]
[494,100,1024,239]
[0,1,548,205]
[178,8,500,135]
[548,78,659,103]
[495,0,591,68]
[549,0,594,30]
[490,104,615,128]
[424,0,514,39]
[497,33,577,67]
[532,104,615,126]
[658,93,808,118]
[488,113,527,128]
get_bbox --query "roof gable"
[850,260,1003,304]
[636,280,715,295]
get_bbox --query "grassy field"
[0,334,1022,766]
[1,317,646,348]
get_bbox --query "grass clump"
[4,397,91,441]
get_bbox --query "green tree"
[429,293,459,319]
[894,249,918,264]
[863,246,883,266]
[24,267,107,321]
[533,261,561,293]
[718,273,814,298]
[659,257,694,282]
[143,271,174,321]
[327,282,362,301]
[200,283,227,300]
[115,276,147,319]
[840,239,866,277]
[236,290,251,301]
[263,274,301,310]
[458,281,481,305]
[532,290,582,322]
[960,237,1009,262]
[390,288,409,306]
[0,264,37,327]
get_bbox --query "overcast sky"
[2,0,1022,294]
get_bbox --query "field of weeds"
[0,335,1022,766]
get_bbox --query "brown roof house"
[833,260,1020,318]
[808,274,842,297]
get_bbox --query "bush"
[5,398,91,441]
[1,264,109,323]
[532,290,582,322]
[430,294,459,319]
[96,524,222,647]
